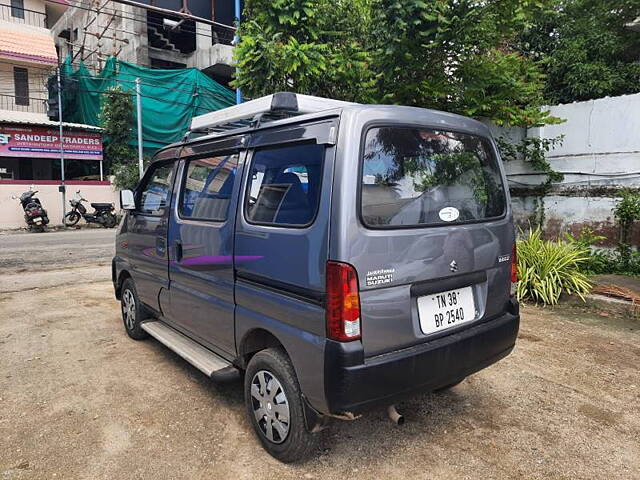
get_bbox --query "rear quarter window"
[361,126,506,228]
[245,143,325,227]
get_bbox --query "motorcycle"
[64,190,117,228]
[12,187,50,232]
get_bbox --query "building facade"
[0,0,114,229]
[50,0,237,85]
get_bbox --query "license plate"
[32,217,42,223]
[418,286,475,335]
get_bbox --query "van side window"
[180,153,239,221]
[245,143,325,227]
[137,162,175,215]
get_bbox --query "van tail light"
[326,261,361,341]
[510,244,517,296]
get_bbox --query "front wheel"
[245,348,320,463]
[64,211,81,226]
[120,279,149,340]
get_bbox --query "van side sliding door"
[233,119,337,411]
[165,138,246,358]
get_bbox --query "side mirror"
[120,190,136,210]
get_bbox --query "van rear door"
[333,110,514,358]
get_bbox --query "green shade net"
[60,56,236,151]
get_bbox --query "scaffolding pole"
[235,0,242,105]
[135,77,144,178]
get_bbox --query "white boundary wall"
[490,93,640,241]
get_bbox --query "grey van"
[112,93,519,462]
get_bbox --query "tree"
[521,0,640,104]
[234,0,557,127]
[233,0,375,102]
[371,0,557,127]
[100,86,138,189]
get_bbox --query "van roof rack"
[189,92,357,136]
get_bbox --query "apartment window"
[14,67,29,106]
[11,0,25,19]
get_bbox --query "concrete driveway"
[0,228,114,292]
[0,230,639,479]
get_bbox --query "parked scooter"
[12,187,50,232]
[64,190,117,228]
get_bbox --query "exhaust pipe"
[387,405,404,425]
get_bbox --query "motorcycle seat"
[91,202,113,209]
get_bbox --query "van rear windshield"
[360,126,506,228]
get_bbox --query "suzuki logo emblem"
[449,260,458,272]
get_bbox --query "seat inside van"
[247,143,324,226]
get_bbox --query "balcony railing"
[212,24,235,46]
[0,4,48,29]
[0,94,47,114]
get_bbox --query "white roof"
[0,110,102,131]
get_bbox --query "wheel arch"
[114,269,132,300]
[237,328,287,370]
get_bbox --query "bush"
[565,228,613,275]
[613,189,640,269]
[516,227,592,305]
[111,157,151,191]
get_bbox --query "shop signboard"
[0,125,103,161]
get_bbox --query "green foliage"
[235,0,556,127]
[576,247,640,277]
[497,134,565,227]
[100,86,136,181]
[497,135,565,184]
[613,190,640,244]
[565,228,611,275]
[612,189,640,268]
[233,0,375,102]
[110,157,151,191]
[371,0,557,127]
[565,227,606,250]
[520,0,640,104]
[567,226,640,277]
[516,227,592,305]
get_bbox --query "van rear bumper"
[323,308,520,414]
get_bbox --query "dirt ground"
[1,231,639,479]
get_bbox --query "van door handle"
[175,240,183,262]
[156,237,166,255]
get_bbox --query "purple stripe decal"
[180,255,263,266]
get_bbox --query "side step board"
[141,321,233,377]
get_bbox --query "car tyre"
[244,348,320,463]
[120,278,150,340]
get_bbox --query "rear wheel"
[120,279,149,340]
[245,348,319,463]
[64,211,81,226]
